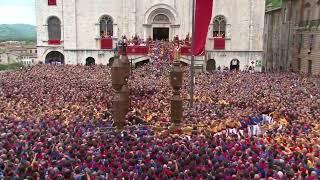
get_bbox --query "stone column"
[143,24,152,40]
[95,23,100,38]
[113,23,118,38]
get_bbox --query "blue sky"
[0,0,35,25]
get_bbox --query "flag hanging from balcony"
[193,0,213,56]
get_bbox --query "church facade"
[36,0,265,70]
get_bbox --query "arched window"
[304,3,311,23]
[48,16,61,41]
[100,15,113,38]
[213,15,226,38]
[153,14,170,23]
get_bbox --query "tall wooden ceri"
[170,61,183,124]
[111,43,131,129]
[120,43,131,115]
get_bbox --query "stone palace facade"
[264,0,320,75]
[36,0,265,70]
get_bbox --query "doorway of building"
[85,57,95,66]
[153,28,169,40]
[45,51,64,64]
[206,59,216,72]
[230,59,240,71]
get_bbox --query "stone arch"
[135,59,150,68]
[98,14,114,22]
[213,15,227,23]
[147,9,175,25]
[206,59,216,71]
[143,4,180,41]
[45,51,64,64]
[153,14,170,24]
[230,58,240,71]
[42,48,63,61]
[144,4,179,24]
[86,57,96,66]
[180,61,188,66]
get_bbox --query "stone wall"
[36,0,265,68]
[264,0,320,75]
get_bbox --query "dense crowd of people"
[116,34,191,64]
[0,56,319,179]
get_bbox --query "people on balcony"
[185,33,190,44]
[213,32,225,38]
[100,33,194,51]
[147,36,153,44]
[100,31,106,38]
[100,31,112,39]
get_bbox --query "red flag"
[193,0,213,56]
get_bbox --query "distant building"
[0,42,37,65]
[0,41,23,45]
[36,0,265,71]
[0,51,20,64]
[264,0,320,75]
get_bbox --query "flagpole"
[189,0,195,108]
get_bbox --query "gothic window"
[213,15,226,38]
[48,16,61,41]
[153,14,170,23]
[100,15,113,37]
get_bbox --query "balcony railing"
[48,40,61,45]
[100,38,113,50]
[119,46,149,55]
[214,37,225,50]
